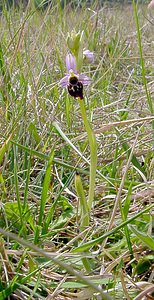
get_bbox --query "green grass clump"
[0,1,154,299]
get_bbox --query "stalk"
[78,99,97,211]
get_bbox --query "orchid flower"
[83,49,94,64]
[148,0,154,9]
[59,53,91,99]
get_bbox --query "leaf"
[0,173,6,194]
[135,257,153,275]
[0,134,13,165]
[50,208,74,230]
[38,148,54,226]
[5,202,20,220]
[58,195,74,211]
[60,277,110,288]
[4,202,35,231]
[28,122,41,145]
[129,225,154,250]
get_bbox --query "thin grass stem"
[13,145,23,227]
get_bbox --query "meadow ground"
[0,1,154,299]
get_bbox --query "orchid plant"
[59,30,97,232]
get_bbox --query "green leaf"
[4,202,35,231]
[129,225,154,250]
[4,202,21,221]
[51,209,74,230]
[38,148,54,226]
[60,277,111,288]
[47,196,74,230]
[58,195,74,211]
[135,256,153,275]
[0,134,12,165]
[0,173,6,194]
[28,122,41,145]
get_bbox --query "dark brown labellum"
[69,76,78,86]
[67,82,83,99]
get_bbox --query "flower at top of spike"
[83,49,94,64]
[148,0,154,9]
[59,53,91,99]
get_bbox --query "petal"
[66,54,77,73]
[59,75,69,88]
[78,74,91,85]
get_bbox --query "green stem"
[75,171,91,273]
[78,99,97,211]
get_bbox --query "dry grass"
[0,2,154,299]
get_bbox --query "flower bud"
[67,30,85,70]
[67,30,80,53]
